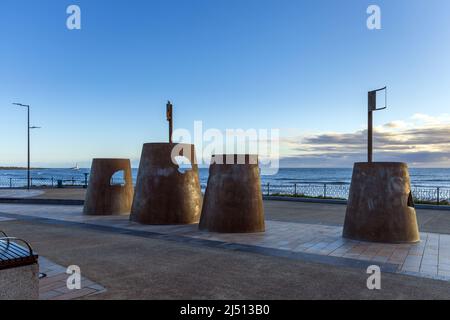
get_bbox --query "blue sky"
[1,0,450,168]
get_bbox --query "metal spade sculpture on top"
[343,87,420,243]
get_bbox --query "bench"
[0,231,39,300]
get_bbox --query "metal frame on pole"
[367,87,387,163]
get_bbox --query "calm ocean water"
[1,167,450,187]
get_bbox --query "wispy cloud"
[280,114,450,168]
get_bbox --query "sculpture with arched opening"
[83,159,134,216]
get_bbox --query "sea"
[1,167,450,188]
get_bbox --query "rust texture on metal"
[199,154,265,233]
[343,162,420,243]
[83,159,134,216]
[130,143,202,225]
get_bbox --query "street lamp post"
[13,103,41,190]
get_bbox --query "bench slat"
[0,239,38,270]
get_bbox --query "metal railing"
[411,186,450,204]
[1,177,450,205]
[261,182,450,205]
[262,182,350,200]
[0,176,89,189]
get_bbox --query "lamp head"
[13,103,30,108]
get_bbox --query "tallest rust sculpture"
[343,88,420,243]
[130,102,202,225]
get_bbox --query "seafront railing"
[259,183,450,205]
[1,176,449,205]
[0,176,89,189]
[261,182,350,200]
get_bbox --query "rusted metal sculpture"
[130,143,202,224]
[199,154,265,233]
[83,159,134,216]
[343,162,419,243]
[343,88,419,243]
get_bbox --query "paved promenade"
[0,189,44,198]
[1,203,449,280]
[1,200,450,299]
[38,257,106,300]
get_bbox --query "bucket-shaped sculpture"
[130,143,202,224]
[83,158,134,216]
[343,162,420,243]
[199,154,265,233]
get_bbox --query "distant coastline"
[0,166,43,170]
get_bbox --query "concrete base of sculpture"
[343,162,420,243]
[199,154,265,233]
[130,143,202,225]
[83,159,134,216]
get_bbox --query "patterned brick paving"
[39,257,106,300]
